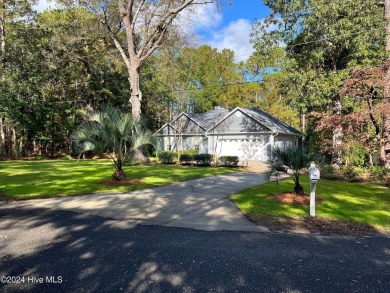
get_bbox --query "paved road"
[12,172,270,232]
[0,206,389,293]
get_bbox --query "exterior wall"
[172,115,205,134]
[156,135,207,153]
[274,134,298,149]
[213,111,270,133]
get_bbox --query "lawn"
[0,159,237,200]
[231,176,390,234]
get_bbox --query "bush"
[179,154,193,165]
[342,165,363,182]
[61,155,74,160]
[319,164,339,180]
[194,153,213,166]
[157,151,176,164]
[180,149,199,157]
[369,166,390,180]
[219,156,239,167]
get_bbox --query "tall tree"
[383,0,390,166]
[79,0,221,119]
[252,0,387,167]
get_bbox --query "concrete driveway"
[14,172,270,232]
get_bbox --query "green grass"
[231,177,390,231]
[0,160,237,200]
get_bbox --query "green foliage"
[219,156,239,167]
[341,165,362,182]
[343,146,368,168]
[318,164,339,180]
[180,149,199,157]
[194,153,213,166]
[369,166,390,180]
[157,151,176,164]
[179,154,193,165]
[71,105,156,180]
[270,147,318,195]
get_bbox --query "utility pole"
[383,0,390,167]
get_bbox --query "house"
[155,107,303,162]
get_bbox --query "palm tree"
[71,105,156,180]
[270,146,317,195]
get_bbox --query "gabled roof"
[156,107,302,136]
[187,109,230,129]
[243,107,302,135]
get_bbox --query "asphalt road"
[0,205,389,293]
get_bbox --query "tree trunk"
[0,0,5,62]
[331,94,343,168]
[0,115,4,156]
[129,66,142,119]
[383,0,390,167]
[11,125,16,158]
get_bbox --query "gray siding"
[172,115,205,134]
[213,111,270,133]
[156,124,178,136]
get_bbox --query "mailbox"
[308,162,320,182]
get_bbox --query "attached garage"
[155,107,302,162]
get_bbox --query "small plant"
[369,166,390,180]
[319,164,339,180]
[157,151,176,164]
[270,146,317,195]
[219,156,239,167]
[342,165,362,182]
[61,155,74,160]
[34,155,49,160]
[179,154,193,165]
[194,153,213,166]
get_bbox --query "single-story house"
[155,107,303,162]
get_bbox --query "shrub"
[342,165,362,182]
[61,155,74,160]
[319,164,339,180]
[219,156,239,167]
[194,153,213,166]
[157,151,176,164]
[179,154,193,165]
[180,149,199,157]
[369,166,390,180]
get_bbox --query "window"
[194,145,200,151]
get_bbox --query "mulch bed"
[97,179,144,186]
[267,192,324,204]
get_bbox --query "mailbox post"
[308,162,320,217]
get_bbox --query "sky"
[34,0,271,61]
[192,0,270,61]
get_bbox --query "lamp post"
[308,162,320,217]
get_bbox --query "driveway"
[11,172,270,232]
[0,207,389,293]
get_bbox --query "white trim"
[174,112,207,131]
[155,134,205,137]
[154,122,178,135]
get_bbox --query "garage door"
[216,138,271,161]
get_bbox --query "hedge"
[219,156,239,167]
[157,151,176,164]
[194,153,213,166]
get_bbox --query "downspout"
[271,132,279,161]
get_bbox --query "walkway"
[15,172,270,232]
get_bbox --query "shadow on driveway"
[0,206,389,292]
